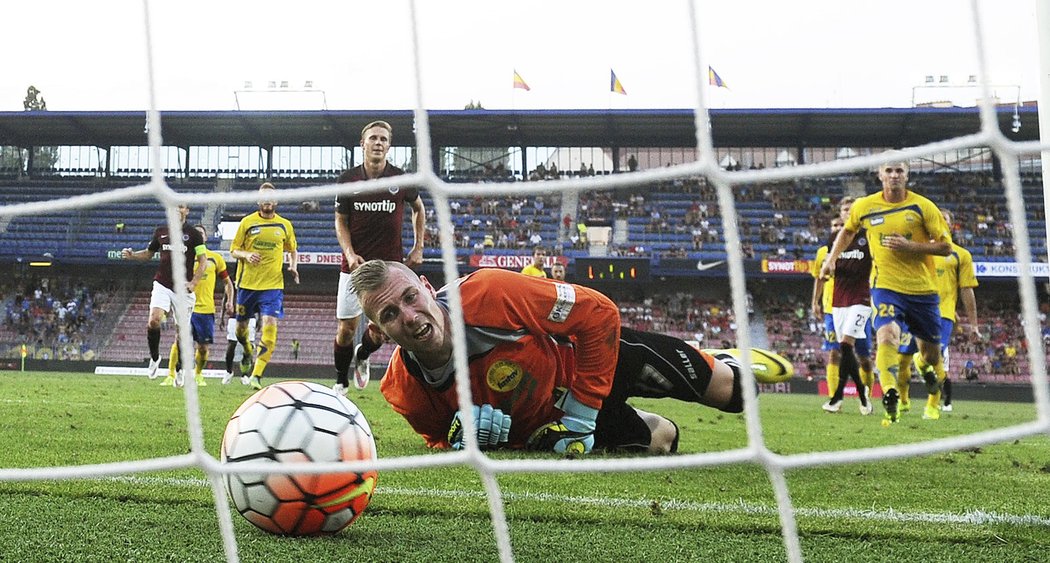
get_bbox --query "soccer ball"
[220,380,378,535]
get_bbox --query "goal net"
[1,1,1048,562]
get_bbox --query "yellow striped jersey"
[934,242,978,321]
[193,249,229,314]
[231,212,297,290]
[845,190,950,295]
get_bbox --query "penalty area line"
[100,475,1050,528]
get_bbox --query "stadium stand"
[0,168,1046,384]
[0,171,1045,265]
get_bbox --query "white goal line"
[100,474,1050,528]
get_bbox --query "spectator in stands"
[230,183,299,390]
[166,224,235,387]
[820,156,952,423]
[897,209,979,414]
[350,259,748,454]
[332,120,426,394]
[521,247,548,278]
[121,204,208,379]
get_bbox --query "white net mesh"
[0,1,1048,562]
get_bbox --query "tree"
[2,85,59,175]
[23,86,47,111]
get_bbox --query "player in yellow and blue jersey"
[820,156,952,423]
[810,223,840,400]
[897,209,979,414]
[230,183,299,390]
[165,225,234,387]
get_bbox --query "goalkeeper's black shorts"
[593,326,716,451]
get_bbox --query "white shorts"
[226,317,257,342]
[337,271,363,320]
[149,281,193,323]
[832,304,871,342]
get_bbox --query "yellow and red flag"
[513,70,531,91]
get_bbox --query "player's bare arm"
[960,286,980,337]
[187,251,208,291]
[881,234,951,256]
[405,197,426,268]
[819,227,857,279]
[121,247,153,261]
[230,248,262,264]
[335,211,364,271]
[811,277,825,319]
[288,250,300,285]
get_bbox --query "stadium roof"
[0,107,1037,149]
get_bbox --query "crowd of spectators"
[616,292,742,349]
[1,276,106,361]
[437,193,570,254]
[437,171,1042,264]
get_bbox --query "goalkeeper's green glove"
[526,390,598,454]
[447,404,512,450]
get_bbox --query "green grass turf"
[0,370,1048,562]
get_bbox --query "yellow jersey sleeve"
[811,246,833,311]
[193,249,228,314]
[936,243,978,320]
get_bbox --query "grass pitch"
[0,370,1047,562]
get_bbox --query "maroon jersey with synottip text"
[334,163,419,273]
[827,228,872,307]
[147,224,205,290]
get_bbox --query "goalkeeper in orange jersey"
[350,260,748,455]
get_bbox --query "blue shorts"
[899,318,953,355]
[190,312,215,344]
[237,288,285,320]
[872,288,941,344]
[821,313,838,352]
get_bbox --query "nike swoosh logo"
[696,260,726,271]
[311,476,375,509]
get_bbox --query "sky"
[2,0,1044,112]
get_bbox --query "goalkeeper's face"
[361,266,450,362]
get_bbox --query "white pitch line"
[100,475,1050,528]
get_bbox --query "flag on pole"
[610,69,627,95]
[708,66,728,89]
[513,70,531,91]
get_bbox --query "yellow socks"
[826,363,840,398]
[875,343,900,396]
[897,355,912,405]
[252,324,278,377]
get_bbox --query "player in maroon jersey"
[332,120,426,394]
[821,197,875,415]
[121,204,208,379]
